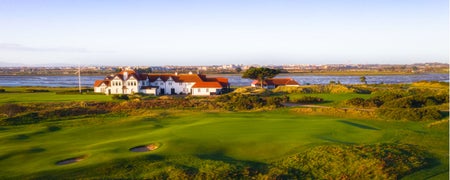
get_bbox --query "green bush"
[382,95,447,109]
[346,97,383,108]
[25,89,50,93]
[376,108,442,121]
[346,97,366,107]
[0,103,26,117]
[2,112,41,125]
[112,94,129,100]
[290,96,324,104]
[273,85,356,94]
[217,93,282,111]
[268,144,430,179]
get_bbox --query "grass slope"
[0,109,447,179]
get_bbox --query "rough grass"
[0,109,447,179]
[287,93,373,106]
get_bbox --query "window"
[160,83,163,85]
[169,82,172,86]
[179,83,182,86]
[206,88,209,92]
[198,89,201,92]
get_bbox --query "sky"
[0,0,448,66]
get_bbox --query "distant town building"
[251,78,300,89]
[94,69,229,96]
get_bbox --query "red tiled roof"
[177,74,204,83]
[94,80,103,87]
[94,80,110,87]
[192,81,223,88]
[207,77,229,87]
[285,79,300,85]
[117,69,136,75]
[147,74,206,83]
[115,69,148,81]
[97,71,229,89]
[252,80,266,85]
[251,78,300,86]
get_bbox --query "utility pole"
[78,65,81,93]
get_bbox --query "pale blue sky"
[0,0,448,66]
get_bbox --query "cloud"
[0,43,93,53]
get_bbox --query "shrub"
[376,108,442,121]
[273,85,356,94]
[0,103,26,117]
[2,112,41,125]
[0,89,5,93]
[346,97,382,108]
[268,144,430,179]
[290,96,324,104]
[265,96,284,107]
[382,96,422,108]
[382,95,448,109]
[216,93,282,111]
[25,89,50,93]
[346,97,366,107]
[327,84,355,94]
[112,94,129,100]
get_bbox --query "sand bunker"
[55,155,86,165]
[130,143,160,152]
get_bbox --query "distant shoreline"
[0,72,447,77]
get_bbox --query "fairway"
[0,109,447,179]
[0,92,112,103]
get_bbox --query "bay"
[0,74,448,87]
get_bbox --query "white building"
[94,69,229,96]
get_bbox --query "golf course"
[0,83,448,179]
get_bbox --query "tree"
[360,76,367,84]
[235,67,242,73]
[242,67,281,88]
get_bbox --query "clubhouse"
[94,69,229,96]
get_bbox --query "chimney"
[123,71,128,80]
[175,72,178,76]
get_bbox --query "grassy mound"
[268,144,430,179]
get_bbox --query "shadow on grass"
[196,151,269,175]
[47,126,61,132]
[14,134,30,140]
[316,135,355,144]
[0,147,46,161]
[144,154,165,161]
[337,120,379,130]
[400,155,444,179]
[439,111,449,119]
